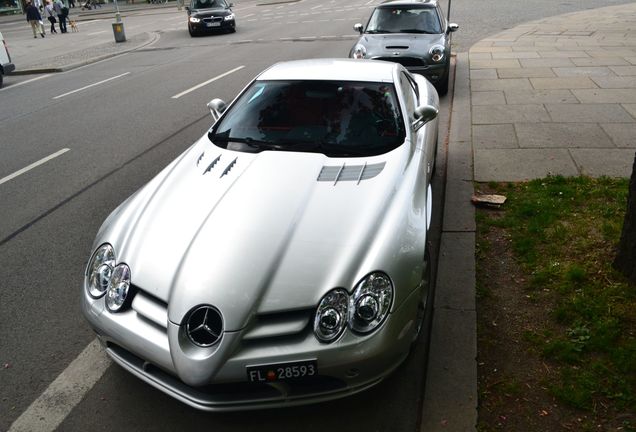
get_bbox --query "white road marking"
[365,0,374,4]
[8,339,110,432]
[0,74,52,92]
[310,4,321,9]
[171,66,244,99]
[53,72,130,99]
[87,30,107,36]
[0,148,70,187]
[242,13,254,18]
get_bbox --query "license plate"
[247,360,317,382]
[206,22,220,27]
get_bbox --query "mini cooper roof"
[257,59,400,83]
[379,0,438,7]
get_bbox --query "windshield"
[210,80,406,157]
[192,0,225,8]
[366,7,442,34]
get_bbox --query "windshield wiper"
[212,135,281,150]
[366,29,393,34]
[399,29,436,34]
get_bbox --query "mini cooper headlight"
[429,45,445,63]
[86,244,116,298]
[349,272,393,333]
[314,289,349,342]
[352,45,367,59]
[105,263,131,312]
[224,13,235,21]
[189,16,201,23]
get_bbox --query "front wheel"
[411,245,433,347]
[435,62,450,96]
[188,26,197,37]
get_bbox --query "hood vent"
[203,155,221,175]
[220,157,237,178]
[317,162,385,185]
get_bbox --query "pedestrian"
[43,0,58,33]
[69,0,75,7]
[25,1,45,38]
[53,0,68,33]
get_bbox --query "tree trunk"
[614,152,636,285]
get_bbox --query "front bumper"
[82,285,422,411]
[189,19,235,33]
[368,56,447,83]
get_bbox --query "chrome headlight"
[349,272,393,333]
[86,244,116,298]
[352,44,367,59]
[314,289,349,343]
[224,13,235,21]
[429,45,445,63]
[105,263,131,312]
[189,16,201,23]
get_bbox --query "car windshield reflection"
[192,0,224,8]
[210,80,407,157]
[366,7,442,34]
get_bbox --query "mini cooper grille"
[186,306,224,347]
[374,56,426,67]
[317,162,385,184]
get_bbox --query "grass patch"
[477,176,636,413]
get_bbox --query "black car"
[186,0,236,36]
[350,0,458,95]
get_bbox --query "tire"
[188,25,197,37]
[435,61,450,96]
[411,245,433,347]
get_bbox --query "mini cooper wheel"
[436,62,450,96]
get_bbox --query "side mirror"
[412,104,438,130]
[229,2,233,6]
[207,98,227,121]
[353,23,363,34]
[448,23,459,33]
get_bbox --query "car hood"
[357,33,445,56]
[190,7,230,17]
[97,138,407,331]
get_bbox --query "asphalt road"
[1,0,634,430]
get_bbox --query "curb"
[9,31,160,75]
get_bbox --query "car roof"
[379,0,438,7]
[257,59,399,83]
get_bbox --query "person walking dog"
[43,0,58,33]
[25,1,45,38]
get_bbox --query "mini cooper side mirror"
[448,23,459,33]
[412,104,438,130]
[207,98,227,122]
[353,23,363,34]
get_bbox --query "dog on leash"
[69,20,79,32]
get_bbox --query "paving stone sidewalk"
[469,3,636,181]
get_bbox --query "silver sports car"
[82,58,439,411]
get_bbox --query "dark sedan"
[186,0,236,36]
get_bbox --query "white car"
[0,31,15,88]
[82,58,439,410]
